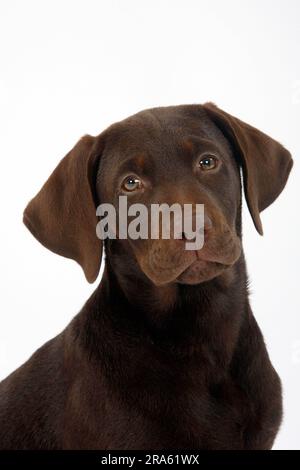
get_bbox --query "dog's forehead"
[133,104,207,128]
[98,105,235,186]
[103,105,223,155]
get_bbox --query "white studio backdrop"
[0,0,299,450]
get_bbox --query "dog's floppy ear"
[23,135,102,283]
[203,102,293,235]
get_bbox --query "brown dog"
[0,104,293,449]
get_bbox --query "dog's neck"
[81,241,249,364]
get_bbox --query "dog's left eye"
[199,155,218,171]
[121,176,143,192]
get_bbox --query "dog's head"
[23,104,293,285]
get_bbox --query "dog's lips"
[176,245,234,284]
[176,257,226,284]
[137,236,241,286]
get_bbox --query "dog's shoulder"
[0,332,66,449]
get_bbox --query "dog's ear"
[203,102,293,234]
[23,135,103,283]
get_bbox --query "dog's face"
[23,104,293,285]
[97,106,242,286]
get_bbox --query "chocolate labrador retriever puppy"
[0,104,293,449]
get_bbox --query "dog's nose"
[182,213,213,241]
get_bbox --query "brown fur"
[0,104,293,449]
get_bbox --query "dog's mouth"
[140,249,235,286]
[136,234,242,286]
[176,257,227,285]
[176,240,241,284]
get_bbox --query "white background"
[0,0,299,449]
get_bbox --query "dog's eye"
[121,176,142,192]
[199,155,218,171]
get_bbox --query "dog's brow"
[181,139,194,152]
[118,154,147,173]
[180,137,222,157]
[134,154,146,169]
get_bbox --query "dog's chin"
[176,258,228,285]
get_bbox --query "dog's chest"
[64,371,247,449]
[124,380,246,449]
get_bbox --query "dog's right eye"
[121,176,143,192]
[199,155,219,171]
